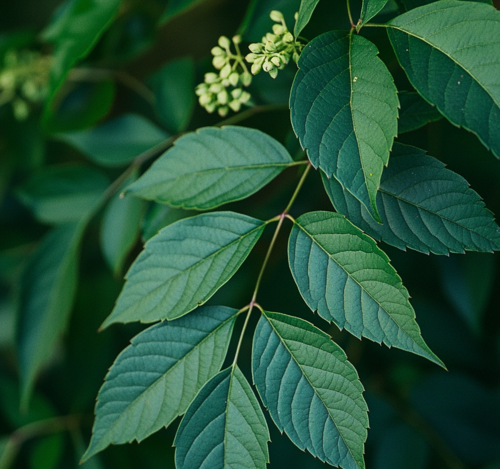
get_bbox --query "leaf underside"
[83,306,238,461]
[174,366,270,469]
[253,311,368,469]
[102,212,266,327]
[127,126,294,210]
[388,0,500,158]
[290,30,398,222]
[288,211,444,366]
[323,143,500,255]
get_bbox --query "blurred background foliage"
[0,0,499,468]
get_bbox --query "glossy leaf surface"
[360,0,389,25]
[388,1,500,157]
[102,212,266,327]
[174,366,270,469]
[323,143,500,255]
[288,211,443,366]
[127,126,294,210]
[290,31,399,221]
[83,306,238,461]
[253,311,368,469]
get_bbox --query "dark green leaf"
[127,126,294,210]
[149,58,195,133]
[102,212,266,326]
[141,203,194,241]
[360,0,390,25]
[323,143,500,255]
[398,91,442,133]
[388,1,500,158]
[290,31,399,221]
[100,172,145,276]
[401,0,492,11]
[82,306,238,461]
[288,211,443,366]
[56,114,169,167]
[16,223,84,407]
[294,0,321,37]
[16,165,109,224]
[174,366,270,469]
[161,0,206,23]
[252,311,368,469]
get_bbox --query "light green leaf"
[149,57,195,133]
[82,306,238,461]
[294,0,321,37]
[290,31,399,222]
[288,211,444,366]
[388,1,500,158]
[401,0,492,11]
[102,212,266,327]
[16,223,84,407]
[322,143,500,255]
[16,165,109,224]
[100,172,145,276]
[174,366,270,469]
[360,0,389,25]
[42,0,121,118]
[252,311,368,469]
[56,114,169,167]
[398,91,442,133]
[127,126,294,210]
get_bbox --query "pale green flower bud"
[218,36,231,49]
[265,41,277,53]
[248,43,263,53]
[211,46,225,56]
[222,78,230,87]
[229,72,239,87]
[196,83,209,96]
[239,91,251,103]
[217,90,228,105]
[205,102,217,113]
[218,106,229,117]
[251,61,262,75]
[220,63,232,79]
[204,72,219,84]
[199,93,213,105]
[283,32,294,44]
[13,98,29,120]
[229,99,241,112]
[270,10,284,23]
[265,33,280,43]
[245,53,259,63]
[232,35,241,45]
[213,55,226,69]
[293,51,301,63]
[241,72,252,87]
[231,88,242,99]
[273,24,286,36]
[209,83,223,93]
[0,71,16,90]
[263,59,274,72]
[271,56,281,67]
[269,68,278,79]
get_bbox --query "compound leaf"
[102,212,266,327]
[82,306,238,461]
[323,143,500,254]
[360,0,390,25]
[17,223,84,407]
[174,366,270,469]
[252,311,368,469]
[388,0,500,158]
[288,211,444,366]
[127,126,294,210]
[398,91,442,133]
[294,0,321,37]
[290,31,399,221]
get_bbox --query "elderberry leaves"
[388,0,500,158]
[360,0,390,26]
[127,126,294,210]
[290,31,399,222]
[102,212,266,327]
[323,143,500,255]
[175,366,270,469]
[288,211,443,366]
[82,306,238,461]
[253,311,368,469]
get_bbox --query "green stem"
[347,0,355,27]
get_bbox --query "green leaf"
[141,203,194,241]
[160,0,206,23]
[252,311,368,469]
[16,165,109,224]
[42,0,121,118]
[16,223,84,407]
[401,0,492,11]
[148,57,195,133]
[294,0,321,37]
[56,114,169,167]
[100,172,145,276]
[290,31,399,221]
[387,1,500,158]
[288,211,444,366]
[398,91,442,133]
[174,366,270,469]
[102,212,266,327]
[127,126,294,210]
[322,143,500,255]
[82,306,238,461]
[360,0,390,25]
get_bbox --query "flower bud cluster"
[0,50,52,120]
[245,10,303,79]
[195,35,253,117]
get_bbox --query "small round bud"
[271,56,281,67]
[232,35,241,44]
[218,36,231,49]
[229,99,241,112]
[205,102,217,113]
[241,72,252,87]
[231,88,243,99]
[199,94,212,105]
[245,53,259,63]
[283,32,294,44]
[239,91,251,104]
[211,46,225,56]
[293,51,300,63]
[229,72,239,87]
[262,59,274,73]
[13,98,29,120]
[251,61,262,75]
[209,83,223,93]
[204,72,219,84]
[220,63,232,79]
[213,55,226,69]
[222,78,230,87]
[248,43,263,53]
[217,90,228,105]
[269,68,278,79]
[265,41,277,53]
[272,24,286,36]
[270,10,284,23]
[218,106,229,117]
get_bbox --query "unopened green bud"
[245,53,259,63]
[283,32,294,44]
[273,24,286,36]
[229,72,239,87]
[222,78,230,87]
[217,90,228,105]
[218,106,229,117]
[265,41,277,53]
[270,10,284,23]
[271,56,281,67]
[213,55,226,69]
[240,91,251,103]
[293,51,300,63]
[211,46,225,56]
[209,83,223,93]
[220,63,232,79]
[263,60,274,72]
[13,98,29,120]
[231,88,242,99]
[229,100,241,112]
[205,102,217,113]
[241,72,252,87]
[199,94,212,106]
[269,68,278,79]
[251,61,262,75]
[204,72,219,84]
[232,35,241,45]
[218,36,231,49]
[0,71,16,90]
[248,43,263,53]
